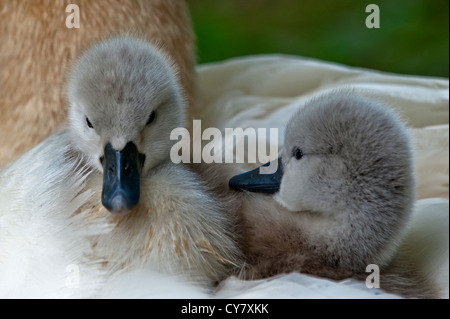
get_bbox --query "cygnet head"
[230,90,414,237]
[67,36,184,215]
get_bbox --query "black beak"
[229,158,283,194]
[101,142,145,215]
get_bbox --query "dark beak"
[101,142,145,215]
[229,159,283,194]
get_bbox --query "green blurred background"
[188,0,449,77]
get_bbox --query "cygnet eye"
[293,148,304,160]
[146,111,156,126]
[86,117,94,129]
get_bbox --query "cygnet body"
[230,91,415,281]
[0,36,241,293]
[68,36,242,286]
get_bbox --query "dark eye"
[86,117,93,129]
[293,148,304,160]
[146,111,156,125]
